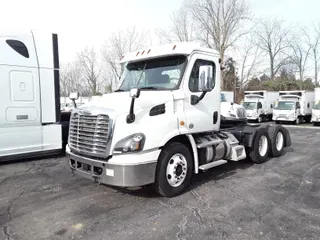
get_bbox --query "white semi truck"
[65,42,292,197]
[273,90,314,124]
[311,88,320,126]
[242,90,278,123]
[0,31,71,161]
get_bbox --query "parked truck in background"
[65,42,292,197]
[0,31,70,161]
[221,91,234,103]
[242,90,278,123]
[311,88,320,126]
[273,90,314,124]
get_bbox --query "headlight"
[113,133,145,154]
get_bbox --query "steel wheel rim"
[276,131,284,151]
[166,153,187,187]
[258,135,268,156]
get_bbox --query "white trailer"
[221,91,234,103]
[0,31,71,161]
[273,90,314,124]
[311,88,320,126]
[65,42,292,197]
[242,90,279,122]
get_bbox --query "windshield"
[242,102,257,110]
[221,93,227,102]
[274,101,295,110]
[313,102,320,110]
[117,55,187,91]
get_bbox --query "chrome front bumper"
[66,146,160,187]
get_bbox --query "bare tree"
[101,26,148,90]
[303,23,320,83]
[156,5,195,43]
[236,35,263,88]
[77,47,101,96]
[60,62,83,97]
[254,18,292,80]
[288,34,311,81]
[187,0,251,89]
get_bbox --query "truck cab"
[311,88,320,126]
[66,42,291,197]
[242,90,278,123]
[0,31,68,161]
[273,91,313,124]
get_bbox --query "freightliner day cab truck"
[312,88,320,126]
[273,90,314,125]
[65,42,292,197]
[242,90,278,123]
[0,31,70,162]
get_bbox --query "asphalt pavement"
[1,125,320,240]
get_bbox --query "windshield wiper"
[114,89,124,92]
[139,86,160,90]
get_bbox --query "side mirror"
[69,92,79,100]
[198,65,214,92]
[307,102,310,108]
[129,88,140,98]
[270,104,273,108]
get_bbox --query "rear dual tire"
[267,125,285,157]
[246,128,270,164]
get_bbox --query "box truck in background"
[242,90,278,122]
[311,88,320,126]
[273,90,314,124]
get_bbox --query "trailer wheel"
[267,125,285,157]
[155,142,193,197]
[246,128,269,164]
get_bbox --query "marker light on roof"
[147,49,151,54]
[141,50,145,55]
[173,45,177,50]
[136,51,140,56]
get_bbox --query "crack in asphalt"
[175,215,187,240]
[0,190,25,223]
[190,189,226,219]
[2,226,10,240]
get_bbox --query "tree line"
[60,0,320,100]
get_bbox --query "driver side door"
[183,53,220,133]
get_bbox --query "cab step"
[199,160,228,171]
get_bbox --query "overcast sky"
[1,0,319,63]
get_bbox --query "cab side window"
[189,59,215,92]
[6,40,29,58]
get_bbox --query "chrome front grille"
[278,114,287,118]
[69,112,110,158]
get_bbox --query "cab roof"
[120,42,220,64]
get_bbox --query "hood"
[79,91,174,115]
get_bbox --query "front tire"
[294,117,301,125]
[246,128,270,164]
[155,142,193,197]
[267,125,285,157]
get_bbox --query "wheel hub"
[166,153,188,187]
